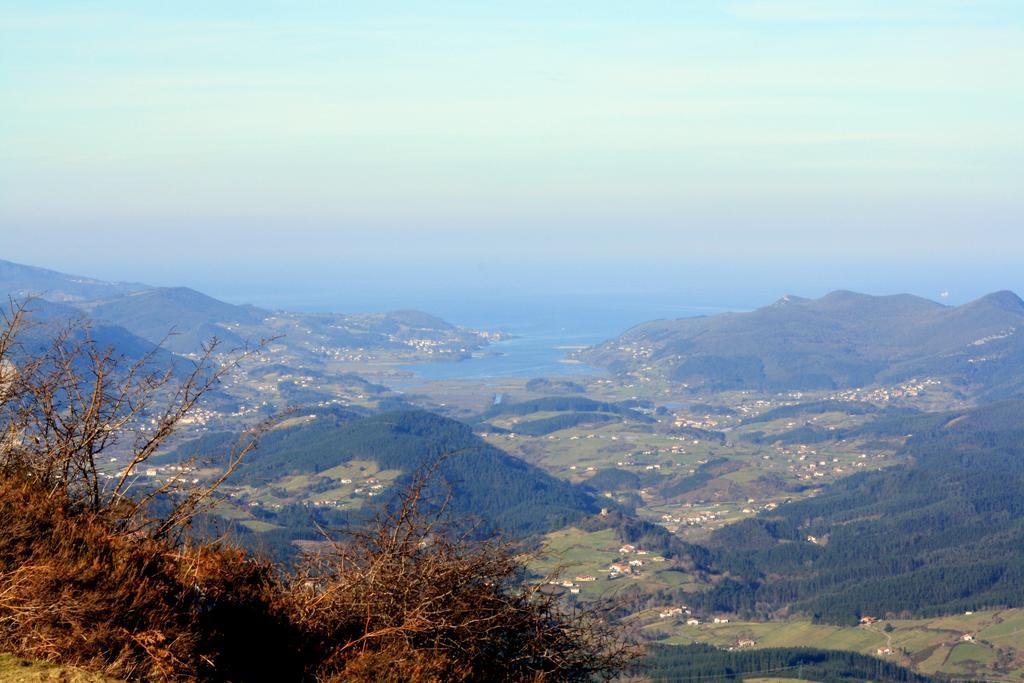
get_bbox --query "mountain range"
[1,258,491,357]
[581,290,1024,399]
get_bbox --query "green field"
[239,519,281,532]
[211,459,406,529]
[531,527,702,601]
[646,609,1024,681]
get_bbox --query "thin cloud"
[727,0,1002,24]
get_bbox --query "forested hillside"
[682,401,1024,623]
[475,396,655,436]
[479,396,654,422]
[643,644,932,682]
[169,409,605,541]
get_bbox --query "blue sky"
[1,1,1022,307]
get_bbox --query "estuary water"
[396,295,725,381]
[400,323,606,381]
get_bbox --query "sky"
[1,1,1022,310]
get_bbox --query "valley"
[6,259,1024,681]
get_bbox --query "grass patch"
[0,653,120,681]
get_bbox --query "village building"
[608,562,631,576]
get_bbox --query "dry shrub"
[0,469,633,682]
[287,470,636,682]
[0,474,301,681]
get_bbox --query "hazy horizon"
[3,1,1022,315]
[4,254,1023,334]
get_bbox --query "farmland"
[640,609,1024,681]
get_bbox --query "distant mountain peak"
[821,289,863,299]
[818,290,888,304]
[772,293,809,307]
[967,290,1024,314]
[811,290,944,313]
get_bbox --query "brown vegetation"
[0,474,299,680]
[290,464,633,681]
[0,302,634,681]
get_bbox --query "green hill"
[170,409,605,539]
[480,396,654,423]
